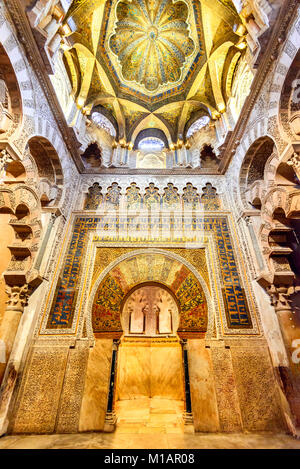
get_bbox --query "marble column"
[104,340,120,432]
[267,285,299,349]
[267,284,300,427]
[181,340,193,428]
[0,284,29,435]
[112,144,128,167]
[0,284,29,383]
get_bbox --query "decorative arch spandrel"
[91,252,209,338]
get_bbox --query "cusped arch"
[245,180,265,209]
[0,184,42,280]
[25,136,64,207]
[184,105,211,141]
[131,115,172,147]
[0,42,22,137]
[0,12,35,116]
[239,136,277,208]
[121,282,180,336]
[27,136,63,185]
[258,185,300,284]
[279,48,300,140]
[134,128,169,151]
[86,249,214,340]
[13,184,40,218]
[0,187,15,213]
[258,186,293,261]
[90,104,119,139]
[262,186,290,222]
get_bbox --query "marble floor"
[115,397,186,434]
[1,397,300,449]
[0,432,300,449]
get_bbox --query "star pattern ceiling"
[61,0,247,143]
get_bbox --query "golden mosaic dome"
[109,0,195,92]
[60,0,246,142]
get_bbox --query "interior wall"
[116,340,184,401]
[10,340,89,434]
[188,338,286,433]
[9,334,287,435]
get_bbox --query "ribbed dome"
[109,0,195,92]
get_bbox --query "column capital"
[5,284,30,313]
[112,339,121,351]
[287,152,300,172]
[180,338,188,349]
[0,149,13,164]
[266,284,298,312]
[0,149,13,183]
[42,207,62,219]
[244,215,252,226]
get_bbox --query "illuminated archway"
[91,250,210,339]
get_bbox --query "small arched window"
[91,112,117,138]
[138,137,165,152]
[186,116,210,138]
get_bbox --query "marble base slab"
[115,397,185,434]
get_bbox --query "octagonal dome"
[109,0,195,93]
[59,0,247,143]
